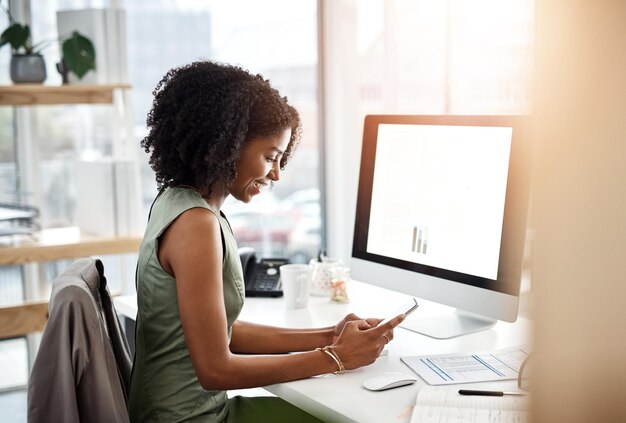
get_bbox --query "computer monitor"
[351,115,532,339]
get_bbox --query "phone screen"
[379,298,419,326]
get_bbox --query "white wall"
[532,0,626,421]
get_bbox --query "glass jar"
[330,266,350,303]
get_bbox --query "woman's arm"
[230,321,334,354]
[230,313,380,354]
[160,208,402,391]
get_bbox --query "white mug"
[280,264,312,309]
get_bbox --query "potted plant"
[56,31,96,83]
[0,19,47,83]
[1,2,95,83]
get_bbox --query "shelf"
[0,226,142,265]
[0,83,131,106]
[0,300,48,339]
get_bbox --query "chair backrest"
[27,258,131,423]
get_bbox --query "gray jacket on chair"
[28,258,132,423]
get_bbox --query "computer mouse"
[362,372,417,391]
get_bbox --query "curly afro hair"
[141,61,302,194]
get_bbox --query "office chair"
[27,258,132,423]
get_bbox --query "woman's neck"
[205,185,228,211]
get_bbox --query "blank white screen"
[366,123,512,280]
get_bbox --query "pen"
[458,389,526,397]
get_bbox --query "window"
[125,0,322,263]
[353,0,533,115]
[322,0,534,263]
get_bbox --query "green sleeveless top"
[129,187,245,422]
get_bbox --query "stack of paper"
[401,347,530,385]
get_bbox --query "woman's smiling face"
[228,128,291,203]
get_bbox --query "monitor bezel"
[352,115,532,297]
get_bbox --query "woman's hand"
[329,315,404,371]
[331,313,362,344]
[332,313,385,344]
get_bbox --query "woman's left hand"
[331,313,382,344]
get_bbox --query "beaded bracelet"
[316,346,345,375]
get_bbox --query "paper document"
[401,347,529,385]
[411,386,529,423]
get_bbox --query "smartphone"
[379,298,419,326]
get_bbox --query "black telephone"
[238,247,288,297]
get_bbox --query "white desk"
[115,281,531,423]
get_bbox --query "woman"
[128,61,404,422]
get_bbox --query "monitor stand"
[399,310,496,339]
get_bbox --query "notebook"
[410,386,529,423]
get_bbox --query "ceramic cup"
[309,258,342,297]
[279,264,312,309]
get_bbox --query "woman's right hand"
[330,314,405,370]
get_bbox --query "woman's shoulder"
[159,186,218,214]
[145,187,219,236]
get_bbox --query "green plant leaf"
[62,31,96,79]
[0,23,31,53]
